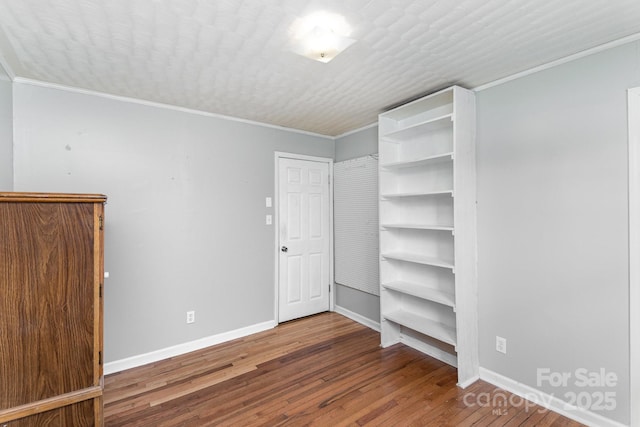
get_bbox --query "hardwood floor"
[104,313,584,426]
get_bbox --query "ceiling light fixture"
[289,12,356,63]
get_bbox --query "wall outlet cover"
[496,336,507,354]
[186,311,195,324]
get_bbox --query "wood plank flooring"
[104,313,584,426]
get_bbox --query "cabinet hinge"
[98,351,102,365]
[99,283,103,298]
[329,284,331,292]
[99,215,104,230]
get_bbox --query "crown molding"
[473,32,640,92]
[13,77,335,140]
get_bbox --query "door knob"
[281,246,288,252]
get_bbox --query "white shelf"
[381,88,453,121]
[381,251,454,269]
[381,223,453,232]
[378,85,477,385]
[382,281,455,308]
[380,152,454,170]
[384,310,457,347]
[381,114,453,141]
[381,190,453,199]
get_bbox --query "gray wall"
[0,76,12,190]
[334,124,380,323]
[476,41,639,424]
[334,125,378,162]
[12,83,334,362]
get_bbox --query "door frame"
[274,152,334,323]
[629,87,640,427]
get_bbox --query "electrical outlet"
[496,336,507,354]
[186,310,195,324]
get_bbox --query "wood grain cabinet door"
[0,193,105,426]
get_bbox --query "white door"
[278,157,330,322]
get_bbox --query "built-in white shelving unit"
[378,85,478,387]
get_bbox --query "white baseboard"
[104,320,277,375]
[479,367,628,427]
[457,374,480,389]
[333,305,381,332]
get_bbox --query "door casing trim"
[629,87,640,427]
[273,152,334,323]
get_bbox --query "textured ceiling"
[0,0,639,136]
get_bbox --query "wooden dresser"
[0,192,106,426]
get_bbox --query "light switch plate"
[266,214,272,225]
[266,197,272,208]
